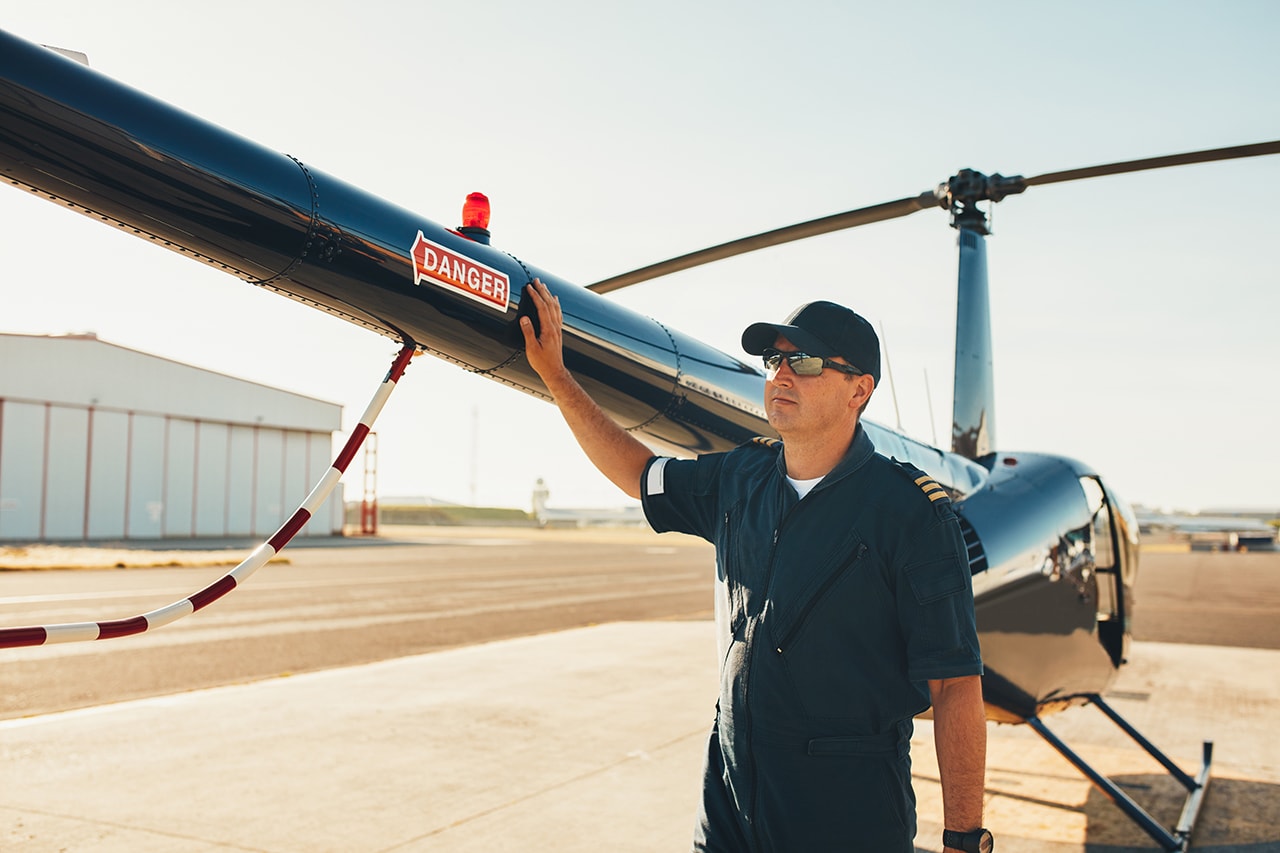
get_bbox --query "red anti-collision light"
[462,192,490,230]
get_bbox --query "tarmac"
[3,620,1278,852]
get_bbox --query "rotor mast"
[938,170,1027,459]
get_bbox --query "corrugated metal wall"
[0,335,344,541]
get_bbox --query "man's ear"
[848,375,874,410]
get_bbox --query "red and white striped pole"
[0,343,416,649]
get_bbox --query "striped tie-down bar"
[0,343,416,649]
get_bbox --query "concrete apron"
[1,625,1276,852]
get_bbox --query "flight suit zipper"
[746,490,800,851]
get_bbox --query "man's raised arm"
[518,279,655,500]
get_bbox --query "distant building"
[0,333,343,541]
[1135,506,1278,552]
[530,477,644,528]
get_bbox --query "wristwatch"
[943,828,993,852]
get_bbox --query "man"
[519,279,990,852]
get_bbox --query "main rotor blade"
[588,139,1280,294]
[587,192,937,293]
[1026,140,1280,187]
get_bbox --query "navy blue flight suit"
[641,426,982,852]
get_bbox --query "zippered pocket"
[718,508,746,636]
[773,542,868,654]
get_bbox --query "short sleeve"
[897,517,983,683]
[641,454,724,543]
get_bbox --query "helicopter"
[2,27,1277,850]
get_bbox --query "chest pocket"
[769,539,870,655]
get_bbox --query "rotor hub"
[935,169,1028,234]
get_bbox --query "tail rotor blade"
[587,191,937,294]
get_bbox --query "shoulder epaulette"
[889,457,952,506]
[745,436,783,450]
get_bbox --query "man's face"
[764,335,873,439]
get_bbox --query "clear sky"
[3,1,1277,514]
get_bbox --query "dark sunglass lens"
[791,356,825,375]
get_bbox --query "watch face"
[978,829,994,853]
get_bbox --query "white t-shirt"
[786,474,823,500]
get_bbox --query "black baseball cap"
[741,301,881,383]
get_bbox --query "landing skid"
[1025,694,1212,851]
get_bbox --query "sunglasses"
[761,348,864,379]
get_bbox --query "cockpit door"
[1081,477,1131,667]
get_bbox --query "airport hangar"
[0,333,344,542]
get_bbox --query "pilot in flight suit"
[516,282,988,853]
[643,425,982,852]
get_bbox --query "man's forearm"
[519,279,655,499]
[541,367,654,499]
[929,675,987,839]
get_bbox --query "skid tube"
[1026,693,1212,851]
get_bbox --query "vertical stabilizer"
[952,228,995,458]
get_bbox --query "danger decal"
[410,231,510,312]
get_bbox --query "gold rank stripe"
[914,475,949,502]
